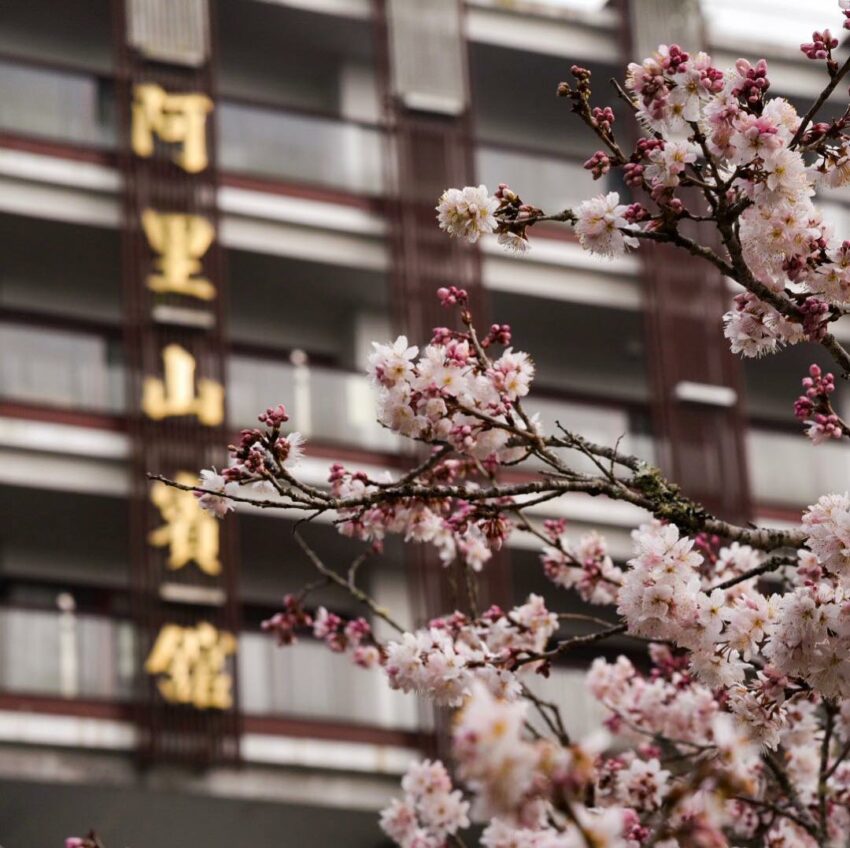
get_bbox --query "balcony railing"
[218,102,386,196]
[476,142,599,215]
[0,605,420,729]
[747,425,850,509]
[0,607,136,700]
[0,322,125,414]
[229,354,401,453]
[0,58,116,150]
[239,632,419,729]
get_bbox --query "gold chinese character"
[145,622,237,710]
[142,344,224,426]
[148,472,220,575]
[142,210,216,300]
[132,83,213,173]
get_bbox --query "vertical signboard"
[113,0,240,764]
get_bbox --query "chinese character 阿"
[142,210,216,300]
[132,83,213,173]
[148,472,221,575]
[145,622,237,710]
[142,344,224,425]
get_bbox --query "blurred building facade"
[0,0,848,845]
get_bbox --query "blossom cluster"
[453,683,625,839]
[573,192,639,258]
[589,648,850,845]
[436,185,499,244]
[327,460,501,572]
[624,46,850,357]
[588,648,720,749]
[722,291,804,358]
[436,183,538,254]
[311,606,381,668]
[615,504,850,728]
[794,363,844,444]
[260,593,312,646]
[261,596,380,668]
[388,672,833,848]
[614,522,809,743]
[298,301,539,571]
[195,403,305,518]
[367,330,535,451]
[541,526,623,605]
[384,596,557,706]
[380,760,470,848]
[802,492,850,579]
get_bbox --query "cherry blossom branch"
[511,623,627,669]
[521,683,571,746]
[609,77,638,113]
[141,33,850,848]
[147,473,324,509]
[763,751,819,835]
[159,467,809,553]
[713,554,797,590]
[817,703,836,843]
[824,735,850,781]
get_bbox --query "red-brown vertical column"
[113,0,241,765]
[643,243,751,522]
[623,0,752,524]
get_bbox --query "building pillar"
[624,0,752,524]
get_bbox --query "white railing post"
[56,592,79,699]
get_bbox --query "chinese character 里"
[142,210,216,300]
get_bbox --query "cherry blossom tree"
[135,4,850,846]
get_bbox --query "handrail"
[0,307,123,340]
[0,689,429,747]
[218,90,385,133]
[529,382,650,414]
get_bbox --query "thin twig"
[293,530,405,634]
